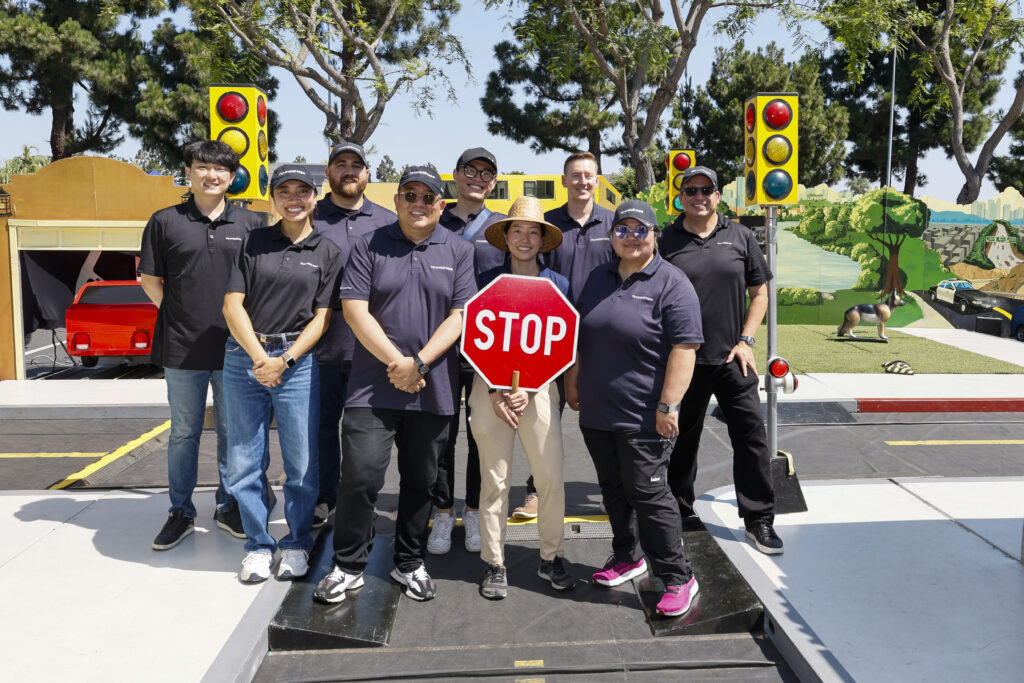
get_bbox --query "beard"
[331,176,367,199]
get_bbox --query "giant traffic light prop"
[209,84,269,201]
[743,93,798,206]
[665,149,696,215]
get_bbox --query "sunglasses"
[613,224,651,240]
[461,165,496,182]
[683,185,717,197]
[401,191,438,205]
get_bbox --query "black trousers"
[332,407,451,573]
[433,359,481,509]
[668,362,774,521]
[317,361,350,507]
[581,426,692,586]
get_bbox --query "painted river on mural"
[776,223,862,291]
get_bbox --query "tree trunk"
[50,103,73,161]
[956,173,983,205]
[587,131,603,175]
[902,109,921,196]
[883,244,904,296]
[631,143,655,192]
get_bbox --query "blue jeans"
[223,337,319,554]
[164,367,231,517]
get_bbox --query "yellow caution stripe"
[992,307,1011,319]
[514,660,544,667]
[49,420,170,490]
[507,514,608,526]
[886,439,1024,446]
[0,452,105,459]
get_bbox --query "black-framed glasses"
[401,191,438,205]
[613,224,651,240]
[683,185,716,196]
[461,165,496,182]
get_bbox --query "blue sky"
[0,2,1015,200]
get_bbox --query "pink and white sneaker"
[592,556,648,587]
[656,576,699,617]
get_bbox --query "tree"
[375,155,400,182]
[0,145,50,184]
[988,71,1024,192]
[668,42,848,186]
[818,0,1024,204]
[848,188,929,295]
[193,0,470,145]
[606,167,639,198]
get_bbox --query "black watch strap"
[414,354,430,375]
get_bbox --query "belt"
[255,331,302,344]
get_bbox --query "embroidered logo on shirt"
[339,285,354,290]
[224,236,242,241]
[631,295,654,302]
[300,262,320,269]
[718,241,734,245]
[590,237,610,242]
[650,475,662,483]
[430,265,454,272]
[474,239,489,244]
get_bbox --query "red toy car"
[65,281,158,367]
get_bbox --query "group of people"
[141,139,783,620]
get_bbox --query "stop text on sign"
[472,311,567,356]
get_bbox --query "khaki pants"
[468,374,566,565]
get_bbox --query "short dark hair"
[563,151,597,174]
[183,140,240,173]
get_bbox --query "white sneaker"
[427,511,454,555]
[463,509,481,552]
[313,565,365,604]
[240,551,272,583]
[276,549,309,580]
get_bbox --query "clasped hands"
[491,389,529,429]
[387,356,427,393]
[252,356,286,387]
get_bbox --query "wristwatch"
[739,335,756,347]
[281,352,296,368]
[414,354,430,376]
[656,401,680,414]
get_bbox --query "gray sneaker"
[313,565,365,604]
[480,563,508,600]
[390,564,437,601]
[538,556,575,591]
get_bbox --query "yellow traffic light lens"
[763,135,792,165]
[672,173,686,191]
[745,138,755,165]
[763,170,792,200]
[216,92,248,123]
[257,130,268,161]
[217,127,249,157]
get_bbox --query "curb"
[856,398,1024,413]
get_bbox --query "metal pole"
[764,205,778,458]
[885,48,897,189]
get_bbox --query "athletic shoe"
[214,504,246,539]
[656,576,699,617]
[512,493,539,519]
[427,511,454,555]
[390,564,437,601]
[745,518,784,555]
[240,551,273,583]
[152,509,194,550]
[276,549,309,580]
[480,563,508,600]
[463,509,481,552]
[313,565,365,604]
[592,556,648,587]
[538,557,575,591]
[312,502,333,529]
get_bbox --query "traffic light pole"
[764,205,779,459]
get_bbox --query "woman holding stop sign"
[468,195,574,600]
[566,199,705,618]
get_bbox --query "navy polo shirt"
[478,258,570,298]
[543,203,615,297]
[341,223,477,416]
[575,253,703,432]
[313,195,397,364]
[440,203,507,277]
[659,212,771,365]
[226,224,343,334]
[139,199,265,370]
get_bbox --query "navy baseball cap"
[270,164,318,191]
[613,200,658,228]
[398,165,444,196]
[329,141,367,166]
[680,165,719,189]
[456,147,498,172]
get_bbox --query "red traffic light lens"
[745,103,755,131]
[216,92,249,123]
[768,358,790,378]
[256,95,267,126]
[763,99,792,129]
[763,169,793,200]
[672,153,691,171]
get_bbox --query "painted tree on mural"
[848,189,930,296]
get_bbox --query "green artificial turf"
[755,325,1024,374]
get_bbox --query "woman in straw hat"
[468,195,576,600]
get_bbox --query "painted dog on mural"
[837,292,905,340]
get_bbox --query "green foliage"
[0,145,50,184]
[989,96,1024,193]
[375,155,401,183]
[848,188,929,245]
[606,167,638,199]
[961,222,1001,269]
[778,287,823,305]
[636,183,671,228]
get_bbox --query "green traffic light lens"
[746,171,756,200]
[672,195,685,212]
[762,169,792,200]
[228,166,250,194]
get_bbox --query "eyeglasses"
[683,185,717,197]
[613,224,651,240]
[461,165,496,182]
[401,191,438,205]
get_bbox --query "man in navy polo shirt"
[140,139,266,551]
[430,147,507,554]
[314,166,476,604]
[312,141,396,528]
[659,166,783,556]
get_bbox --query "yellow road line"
[886,439,1024,446]
[506,514,608,526]
[0,452,106,459]
[514,660,544,668]
[49,420,171,490]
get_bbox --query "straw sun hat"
[484,196,563,254]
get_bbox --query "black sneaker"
[480,564,508,600]
[214,504,246,539]
[390,564,437,601]
[745,518,784,555]
[152,509,194,550]
[538,556,575,590]
[312,501,333,529]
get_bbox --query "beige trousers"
[468,374,566,565]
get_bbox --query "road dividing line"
[49,420,171,490]
[885,439,1024,446]
[0,452,106,459]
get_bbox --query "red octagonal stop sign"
[461,274,579,391]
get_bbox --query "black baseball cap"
[328,141,367,166]
[613,200,658,228]
[270,165,318,191]
[398,165,444,196]
[456,147,497,172]
[680,165,718,189]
